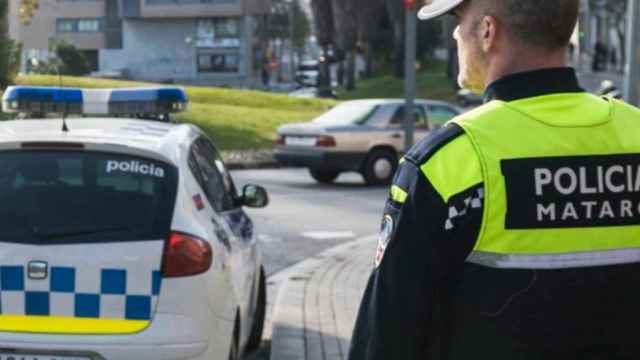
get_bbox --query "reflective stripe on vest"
[453,94,640,269]
[467,248,640,269]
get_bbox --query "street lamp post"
[403,0,417,153]
[289,0,296,84]
[624,0,640,106]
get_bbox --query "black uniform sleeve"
[348,144,484,360]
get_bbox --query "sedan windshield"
[313,102,377,126]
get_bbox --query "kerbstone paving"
[270,235,376,360]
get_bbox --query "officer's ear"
[479,15,499,53]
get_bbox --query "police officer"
[349,0,640,359]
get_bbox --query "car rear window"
[313,102,378,126]
[0,151,178,244]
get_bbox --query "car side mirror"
[241,184,269,208]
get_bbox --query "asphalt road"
[231,168,389,277]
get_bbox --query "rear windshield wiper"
[34,226,134,239]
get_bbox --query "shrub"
[53,41,90,76]
[8,41,22,80]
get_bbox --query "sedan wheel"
[362,149,398,186]
[309,168,340,184]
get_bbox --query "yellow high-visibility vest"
[453,93,640,269]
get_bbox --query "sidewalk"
[270,235,376,360]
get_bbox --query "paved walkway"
[270,235,376,360]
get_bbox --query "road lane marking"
[301,231,356,240]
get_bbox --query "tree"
[310,0,334,88]
[19,0,39,25]
[383,0,406,77]
[357,0,386,78]
[331,0,359,90]
[53,40,90,76]
[268,0,310,50]
[266,0,310,81]
[291,1,310,51]
[0,0,9,88]
[1,0,40,88]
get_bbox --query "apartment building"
[9,0,271,87]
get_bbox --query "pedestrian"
[349,1,640,359]
[593,41,606,72]
[261,56,270,88]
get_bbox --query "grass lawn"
[7,62,455,149]
[336,60,457,103]
[12,75,335,150]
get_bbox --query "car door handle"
[391,133,402,139]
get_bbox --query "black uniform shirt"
[348,68,585,360]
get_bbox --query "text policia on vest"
[534,164,640,222]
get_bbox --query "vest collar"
[483,68,585,103]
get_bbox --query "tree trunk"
[393,21,404,77]
[0,0,9,89]
[365,42,374,78]
[320,45,331,88]
[337,59,345,86]
[346,50,356,90]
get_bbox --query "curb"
[225,161,282,170]
[268,234,377,360]
[222,150,281,170]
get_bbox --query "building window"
[57,19,75,32]
[196,18,240,48]
[197,52,240,73]
[57,18,102,33]
[78,19,100,32]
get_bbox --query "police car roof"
[0,118,201,164]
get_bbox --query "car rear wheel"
[309,168,340,184]
[246,268,267,353]
[362,149,398,186]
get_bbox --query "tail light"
[316,135,336,147]
[276,135,285,145]
[162,231,213,277]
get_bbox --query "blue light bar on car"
[2,86,188,115]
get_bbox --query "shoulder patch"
[405,123,465,165]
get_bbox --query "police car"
[0,86,269,360]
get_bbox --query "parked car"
[456,88,483,107]
[296,60,320,87]
[0,86,268,360]
[597,79,623,99]
[275,99,462,185]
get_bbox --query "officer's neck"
[484,47,568,89]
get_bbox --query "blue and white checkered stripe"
[0,266,162,320]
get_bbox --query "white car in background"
[0,86,268,360]
[275,99,461,185]
[296,60,320,87]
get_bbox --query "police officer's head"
[419,0,580,93]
